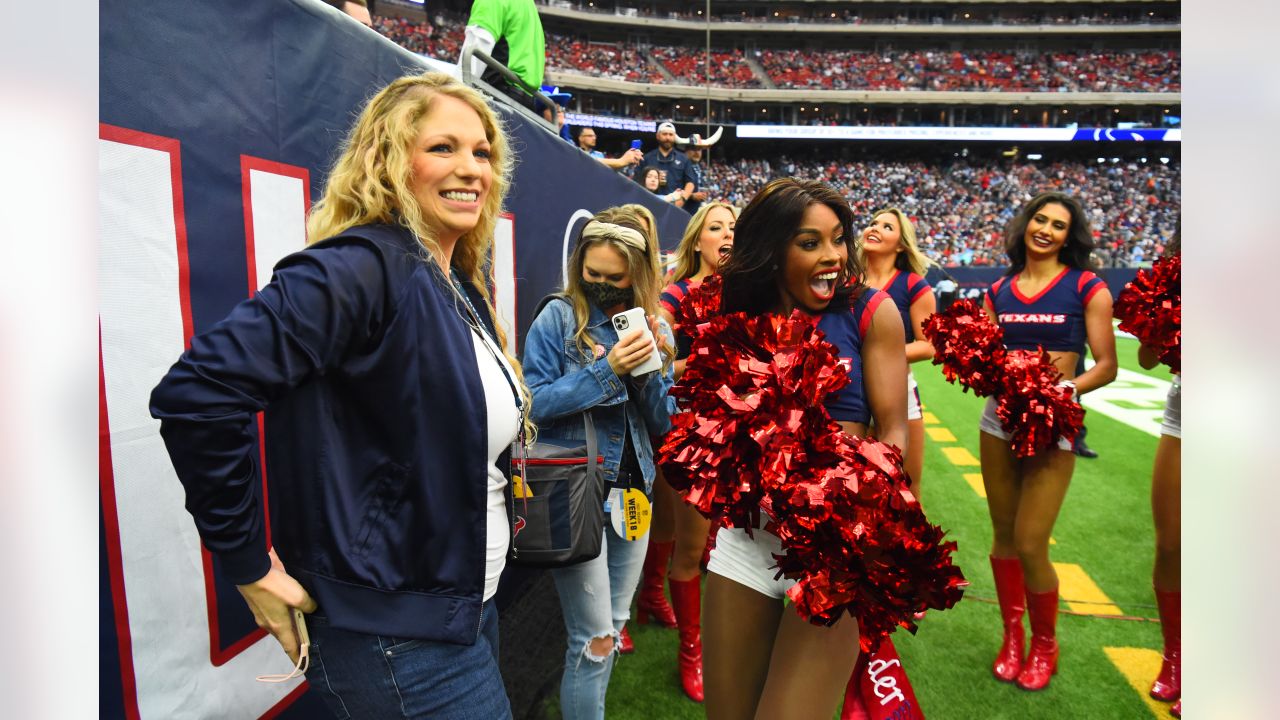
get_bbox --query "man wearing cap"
[637,121,697,210]
[682,134,713,215]
[578,127,643,171]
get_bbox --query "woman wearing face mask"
[859,208,935,501]
[981,191,1117,692]
[631,202,738,702]
[149,72,529,718]
[697,179,909,719]
[520,206,676,720]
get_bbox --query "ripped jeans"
[549,523,650,720]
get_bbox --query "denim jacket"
[521,297,676,495]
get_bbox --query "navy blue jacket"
[150,223,510,644]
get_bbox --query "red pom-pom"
[1114,253,1181,373]
[659,286,967,645]
[673,273,725,343]
[995,350,1085,458]
[921,299,1007,396]
[768,435,967,651]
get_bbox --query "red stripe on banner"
[100,336,142,720]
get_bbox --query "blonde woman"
[521,206,676,720]
[151,71,528,719]
[639,201,737,702]
[858,207,935,499]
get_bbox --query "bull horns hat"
[675,126,724,148]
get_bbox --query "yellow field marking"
[1054,562,1122,615]
[963,473,986,498]
[963,473,1055,543]
[942,446,980,466]
[1104,647,1171,718]
[926,427,956,442]
[922,412,940,425]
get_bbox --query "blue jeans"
[550,524,650,720]
[304,599,511,719]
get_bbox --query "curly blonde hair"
[306,70,532,429]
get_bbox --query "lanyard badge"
[607,487,651,541]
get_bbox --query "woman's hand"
[607,323,657,376]
[236,549,318,664]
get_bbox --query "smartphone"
[630,139,643,151]
[611,308,662,376]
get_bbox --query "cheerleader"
[636,202,737,702]
[981,191,1117,691]
[699,179,908,719]
[858,207,935,499]
[1140,237,1181,718]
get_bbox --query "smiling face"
[696,206,736,273]
[778,202,847,314]
[861,211,903,258]
[409,94,493,250]
[1023,201,1072,260]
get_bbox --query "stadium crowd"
[375,14,1179,93]
[539,1,1179,26]
[691,156,1179,267]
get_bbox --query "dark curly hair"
[1003,191,1096,275]
[721,178,865,315]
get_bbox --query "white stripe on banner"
[247,169,308,291]
[99,136,301,718]
[493,214,517,353]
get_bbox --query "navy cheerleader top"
[985,267,1106,354]
[660,278,696,360]
[817,288,890,425]
[876,270,932,343]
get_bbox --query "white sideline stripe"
[1081,357,1171,438]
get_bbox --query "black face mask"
[581,281,634,310]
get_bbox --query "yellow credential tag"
[512,474,533,498]
[609,488,651,541]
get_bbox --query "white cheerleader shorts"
[907,370,922,421]
[1161,375,1181,439]
[979,396,1074,452]
[706,522,797,599]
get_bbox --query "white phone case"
[611,307,663,376]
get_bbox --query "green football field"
[541,335,1177,719]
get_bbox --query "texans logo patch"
[513,516,526,537]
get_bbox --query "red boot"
[990,556,1027,682]
[840,655,870,720]
[618,624,634,654]
[1016,588,1060,691]
[669,576,704,702]
[636,540,677,628]
[1150,587,1180,701]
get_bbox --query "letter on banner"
[99,125,304,718]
